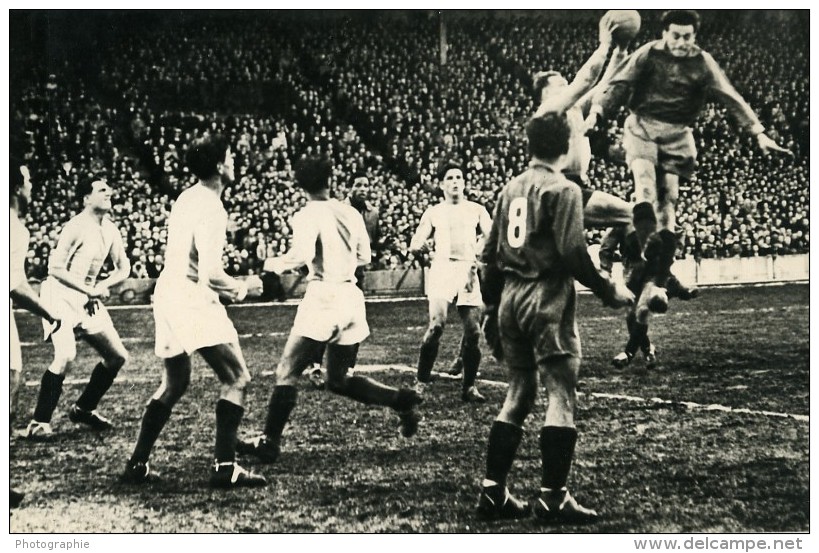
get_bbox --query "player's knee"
[51,353,75,373]
[463,325,481,349]
[106,349,129,372]
[423,323,444,345]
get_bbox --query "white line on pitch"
[23,363,807,423]
[18,304,808,347]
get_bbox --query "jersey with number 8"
[485,161,588,280]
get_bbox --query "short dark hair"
[295,156,333,194]
[78,176,106,201]
[436,159,464,181]
[662,10,700,32]
[532,70,562,104]
[186,134,230,180]
[526,114,571,161]
[349,169,369,188]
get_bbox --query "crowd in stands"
[11,10,809,280]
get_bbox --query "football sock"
[332,374,401,407]
[539,426,578,490]
[461,340,481,391]
[33,371,65,423]
[632,202,657,250]
[417,339,440,384]
[76,362,117,412]
[625,313,648,356]
[130,399,172,464]
[350,343,360,369]
[485,420,524,486]
[644,229,677,287]
[214,399,244,463]
[263,386,298,441]
[310,343,327,367]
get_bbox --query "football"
[605,10,641,46]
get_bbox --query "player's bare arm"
[535,17,615,117]
[10,283,60,325]
[409,210,434,254]
[576,45,628,116]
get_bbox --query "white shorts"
[10,304,22,372]
[39,278,117,361]
[426,260,482,307]
[153,295,239,358]
[291,281,370,345]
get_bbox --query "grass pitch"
[9,284,809,533]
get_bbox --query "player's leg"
[239,333,322,465]
[71,327,129,430]
[10,311,23,425]
[306,342,327,390]
[533,355,597,523]
[476,365,535,520]
[582,190,633,229]
[199,342,266,488]
[457,305,485,403]
[630,158,660,249]
[26,322,77,438]
[445,336,465,377]
[122,353,192,484]
[415,297,449,394]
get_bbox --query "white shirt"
[265,199,370,284]
[414,201,492,262]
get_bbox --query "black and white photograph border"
[4,0,814,545]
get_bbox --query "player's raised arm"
[576,45,628,116]
[535,15,615,117]
[702,51,793,156]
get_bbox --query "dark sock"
[417,337,440,383]
[625,313,648,356]
[644,229,677,287]
[76,362,117,412]
[539,426,578,490]
[130,399,172,464]
[214,399,244,463]
[632,202,657,250]
[331,374,401,407]
[349,343,360,369]
[33,371,65,423]
[263,386,298,441]
[461,341,481,390]
[310,343,327,367]
[641,334,652,353]
[485,421,524,486]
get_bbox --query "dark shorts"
[564,173,594,207]
[623,113,698,180]
[499,276,581,369]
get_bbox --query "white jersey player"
[10,162,62,507]
[24,179,130,438]
[409,161,493,403]
[237,157,422,466]
[122,135,266,489]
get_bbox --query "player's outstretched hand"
[481,306,504,362]
[605,281,635,309]
[245,274,264,299]
[756,133,794,157]
[598,12,617,48]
